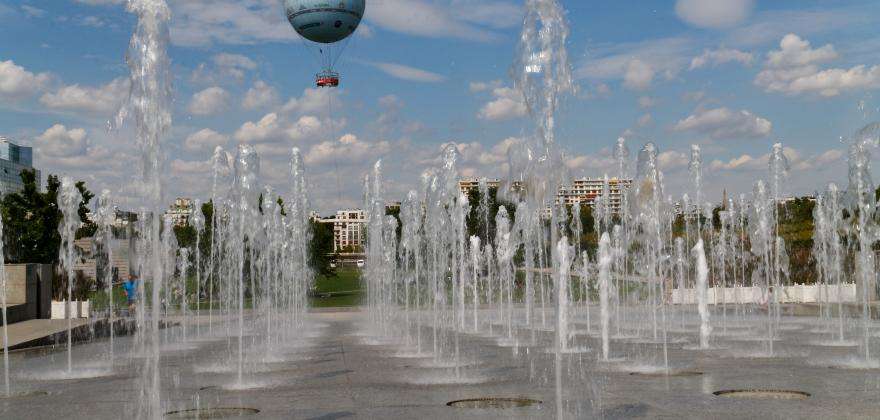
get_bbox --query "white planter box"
[51,300,91,319]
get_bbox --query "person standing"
[122,275,139,316]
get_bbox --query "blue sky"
[1,0,879,212]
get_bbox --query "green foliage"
[1,170,62,263]
[465,186,517,247]
[74,181,96,239]
[309,220,335,276]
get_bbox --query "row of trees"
[1,169,95,264]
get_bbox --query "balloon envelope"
[284,0,366,44]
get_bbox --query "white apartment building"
[321,209,365,253]
[165,197,194,227]
[459,177,633,213]
[557,177,633,213]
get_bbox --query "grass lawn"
[311,268,362,308]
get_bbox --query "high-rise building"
[0,137,39,194]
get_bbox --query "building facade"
[165,197,194,227]
[319,209,366,253]
[556,177,633,213]
[459,176,633,213]
[0,137,39,194]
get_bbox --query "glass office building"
[0,137,39,195]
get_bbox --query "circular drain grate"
[165,408,260,419]
[629,370,703,377]
[0,390,49,399]
[447,397,542,409]
[713,389,810,400]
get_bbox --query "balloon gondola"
[284,0,366,88]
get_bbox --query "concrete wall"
[3,263,53,323]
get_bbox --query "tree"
[309,220,335,276]
[75,181,97,239]
[1,170,62,263]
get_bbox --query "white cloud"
[184,128,228,153]
[469,80,503,93]
[367,62,446,83]
[242,80,278,110]
[577,37,692,89]
[35,124,89,157]
[624,59,654,90]
[755,34,880,96]
[477,87,526,121]
[213,53,256,71]
[658,150,689,171]
[0,60,51,99]
[638,96,655,108]
[188,86,230,116]
[74,0,123,5]
[673,107,772,140]
[365,0,518,42]
[766,34,837,68]
[675,0,754,29]
[234,112,282,143]
[637,113,653,127]
[305,134,390,166]
[708,146,840,173]
[690,48,753,70]
[39,77,128,115]
[169,0,296,47]
[21,5,46,18]
[191,53,258,84]
[281,88,336,116]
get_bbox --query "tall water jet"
[693,239,711,349]
[554,237,573,353]
[597,233,612,361]
[845,123,879,362]
[58,177,83,375]
[117,0,172,415]
[232,144,260,386]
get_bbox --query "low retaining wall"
[672,283,858,305]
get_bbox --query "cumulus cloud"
[184,129,228,153]
[21,5,46,18]
[191,53,258,84]
[577,37,692,90]
[242,80,278,110]
[39,77,128,115]
[469,80,502,93]
[234,112,282,143]
[637,113,653,127]
[366,0,520,42]
[675,0,754,29]
[35,124,89,157]
[673,107,772,140]
[638,96,655,108]
[477,87,527,121]
[690,48,753,70]
[707,146,840,172]
[281,88,336,116]
[0,60,52,99]
[169,0,296,47]
[624,59,654,90]
[305,134,391,166]
[754,34,879,96]
[188,86,230,116]
[366,61,446,83]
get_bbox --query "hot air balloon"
[284,0,366,88]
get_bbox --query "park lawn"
[310,268,362,308]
